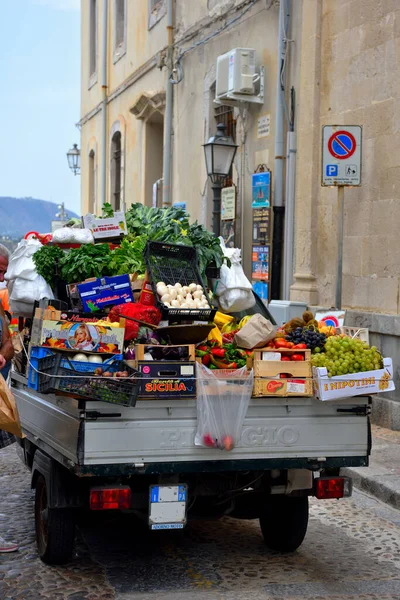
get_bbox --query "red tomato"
[291,353,305,361]
[281,356,291,362]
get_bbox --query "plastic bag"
[6,238,42,281]
[195,363,254,451]
[52,227,94,244]
[9,276,52,303]
[214,239,255,313]
[109,302,162,340]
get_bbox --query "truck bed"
[12,374,370,475]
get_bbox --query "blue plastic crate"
[28,347,56,392]
[28,347,123,391]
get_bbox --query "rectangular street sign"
[322,125,362,186]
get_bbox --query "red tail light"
[90,486,132,510]
[314,477,352,499]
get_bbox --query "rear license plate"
[149,485,187,530]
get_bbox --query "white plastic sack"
[214,239,255,313]
[195,363,254,451]
[6,239,42,281]
[52,227,94,244]
[9,276,52,304]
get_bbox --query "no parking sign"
[322,125,362,186]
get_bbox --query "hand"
[0,355,6,370]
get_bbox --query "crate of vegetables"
[251,347,313,398]
[144,241,216,322]
[48,355,141,407]
[195,341,251,370]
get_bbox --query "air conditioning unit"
[215,48,264,105]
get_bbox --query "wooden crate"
[250,347,313,398]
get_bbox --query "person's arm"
[0,309,14,369]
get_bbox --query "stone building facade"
[80,0,400,422]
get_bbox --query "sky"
[0,0,81,215]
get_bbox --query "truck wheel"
[35,475,75,565]
[259,495,309,552]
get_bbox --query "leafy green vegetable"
[33,245,64,285]
[125,203,225,277]
[108,235,147,275]
[99,203,114,218]
[59,244,112,283]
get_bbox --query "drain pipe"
[100,0,109,212]
[162,0,174,207]
[271,0,289,299]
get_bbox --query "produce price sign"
[221,186,236,220]
[83,211,127,240]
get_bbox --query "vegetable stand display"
[11,202,394,429]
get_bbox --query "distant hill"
[0,197,79,238]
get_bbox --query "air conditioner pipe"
[162,0,174,207]
[100,0,108,212]
[271,0,289,299]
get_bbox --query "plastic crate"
[144,241,217,323]
[51,356,141,407]
[340,326,369,344]
[28,347,57,393]
[60,355,123,372]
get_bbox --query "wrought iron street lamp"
[203,123,238,236]
[67,143,81,176]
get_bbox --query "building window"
[144,112,164,207]
[88,150,96,213]
[148,0,166,29]
[111,131,122,210]
[114,0,127,62]
[89,0,97,85]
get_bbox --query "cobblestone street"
[1,445,400,599]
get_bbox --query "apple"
[223,435,234,451]
[203,433,216,448]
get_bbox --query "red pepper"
[286,341,294,348]
[292,343,307,349]
[210,356,237,369]
[211,348,226,358]
[291,353,305,361]
[197,345,208,352]
[202,354,211,366]
[281,356,291,362]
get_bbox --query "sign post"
[322,125,362,309]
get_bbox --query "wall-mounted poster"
[252,172,271,209]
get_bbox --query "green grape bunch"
[311,335,383,378]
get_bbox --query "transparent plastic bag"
[195,363,254,451]
[213,239,255,313]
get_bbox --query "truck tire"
[35,475,75,565]
[259,495,309,552]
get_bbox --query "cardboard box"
[77,275,134,312]
[313,357,395,401]
[82,211,127,240]
[39,320,125,354]
[136,361,196,399]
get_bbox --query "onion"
[169,289,177,300]
[193,290,203,300]
[186,293,193,301]
[157,281,166,287]
[73,353,88,362]
[164,302,171,307]
[193,298,202,307]
[189,283,197,293]
[182,286,190,295]
[157,285,168,297]
[174,283,182,289]
[88,355,103,364]
[161,293,172,304]
[180,302,189,308]
[171,299,180,307]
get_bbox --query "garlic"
[189,283,197,293]
[192,290,203,300]
[161,293,172,304]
